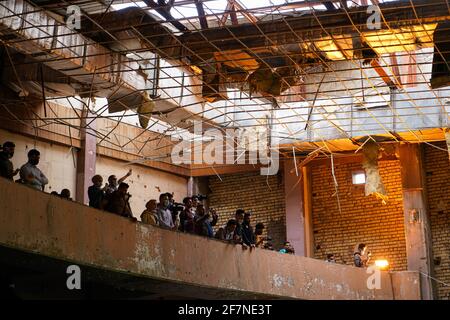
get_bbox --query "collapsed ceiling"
[0,0,449,161]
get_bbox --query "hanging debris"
[137,92,155,129]
[362,141,388,204]
[201,60,228,103]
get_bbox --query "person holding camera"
[105,182,136,221]
[354,243,371,268]
[191,194,207,214]
[104,169,133,196]
[194,204,218,238]
[179,197,195,233]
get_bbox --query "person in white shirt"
[20,149,48,191]
[105,169,132,195]
[156,193,176,229]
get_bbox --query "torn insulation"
[362,141,388,204]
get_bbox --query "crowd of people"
[87,169,292,252]
[1,141,377,262]
[0,140,295,253]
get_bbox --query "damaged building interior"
[0,0,449,300]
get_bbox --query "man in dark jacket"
[194,204,218,237]
[105,182,135,221]
[242,212,256,247]
[88,175,106,209]
[0,141,19,180]
[179,196,195,233]
[234,209,245,242]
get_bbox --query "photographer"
[105,169,132,196]
[179,197,195,233]
[354,243,371,268]
[191,194,207,213]
[194,204,218,238]
[105,182,136,221]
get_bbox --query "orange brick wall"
[208,172,286,249]
[310,160,408,271]
[424,142,450,300]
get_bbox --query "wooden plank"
[370,59,401,89]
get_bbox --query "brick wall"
[424,142,450,300]
[208,172,286,249]
[310,160,408,271]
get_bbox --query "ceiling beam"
[194,0,208,29]
[323,2,336,10]
[177,0,449,63]
[234,1,258,24]
[143,0,189,32]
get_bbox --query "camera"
[193,194,207,201]
[171,202,185,214]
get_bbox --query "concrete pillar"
[76,99,97,204]
[399,144,434,300]
[303,166,314,258]
[284,160,307,256]
[187,177,194,197]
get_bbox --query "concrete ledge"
[0,178,420,299]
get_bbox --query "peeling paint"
[0,179,422,300]
[272,274,284,288]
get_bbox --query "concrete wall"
[0,177,421,300]
[95,156,188,217]
[424,142,450,300]
[310,159,408,271]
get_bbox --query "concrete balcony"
[0,178,420,299]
